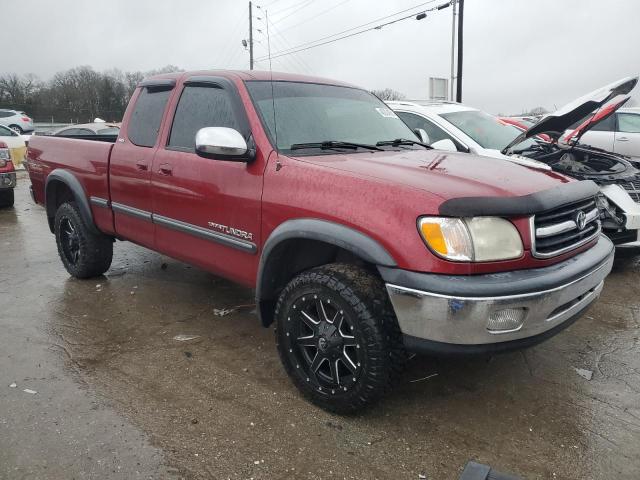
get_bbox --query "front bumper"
[380,236,614,355]
[0,172,16,190]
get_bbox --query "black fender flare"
[256,218,397,325]
[45,169,98,234]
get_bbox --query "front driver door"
[151,76,264,286]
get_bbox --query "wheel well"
[257,238,377,327]
[46,180,74,232]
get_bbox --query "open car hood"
[503,76,638,153]
[561,95,630,145]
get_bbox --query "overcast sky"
[4,0,639,114]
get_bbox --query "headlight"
[418,216,523,262]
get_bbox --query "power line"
[278,0,353,33]
[271,0,315,24]
[269,0,312,18]
[256,0,438,60]
[256,1,450,61]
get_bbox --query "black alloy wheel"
[275,263,405,413]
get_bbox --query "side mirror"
[414,128,430,144]
[195,127,255,161]
[431,138,458,152]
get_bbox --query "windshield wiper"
[376,138,432,149]
[290,141,382,151]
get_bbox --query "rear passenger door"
[109,81,174,248]
[614,112,640,158]
[150,76,263,285]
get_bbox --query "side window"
[168,85,239,150]
[617,113,640,133]
[0,125,15,136]
[57,128,79,136]
[397,111,464,150]
[128,87,172,147]
[0,112,13,118]
[590,114,615,132]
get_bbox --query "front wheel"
[54,201,113,278]
[275,263,404,413]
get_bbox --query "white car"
[566,107,640,158]
[387,100,548,170]
[0,109,34,134]
[0,124,27,168]
[389,76,640,246]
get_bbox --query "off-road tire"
[0,189,14,208]
[54,201,113,278]
[275,263,406,414]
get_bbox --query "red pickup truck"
[26,70,614,412]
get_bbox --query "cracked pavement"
[1,173,639,479]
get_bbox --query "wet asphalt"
[1,172,639,480]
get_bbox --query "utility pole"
[456,0,464,102]
[450,0,456,101]
[249,1,254,70]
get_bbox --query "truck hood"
[292,149,572,203]
[504,76,638,152]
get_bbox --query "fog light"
[487,308,527,333]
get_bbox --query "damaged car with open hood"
[390,76,640,245]
[502,76,640,245]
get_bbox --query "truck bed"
[27,135,115,234]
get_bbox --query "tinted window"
[97,127,120,135]
[618,113,640,133]
[0,111,14,118]
[0,125,16,136]
[169,85,239,150]
[590,114,615,132]
[128,87,172,147]
[57,128,92,136]
[56,128,80,136]
[397,111,464,150]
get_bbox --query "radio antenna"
[265,9,279,157]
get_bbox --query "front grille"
[531,197,600,258]
[621,177,640,203]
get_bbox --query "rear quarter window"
[128,87,172,147]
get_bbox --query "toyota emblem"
[575,211,587,231]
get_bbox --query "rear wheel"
[0,189,14,208]
[9,125,23,134]
[54,201,113,278]
[275,263,405,414]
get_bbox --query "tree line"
[0,65,181,123]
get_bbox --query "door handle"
[617,137,629,142]
[158,163,173,176]
[135,160,148,171]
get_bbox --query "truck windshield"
[441,110,538,151]
[245,81,417,153]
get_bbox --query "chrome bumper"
[385,241,614,346]
[0,172,16,190]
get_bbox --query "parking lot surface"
[1,173,639,479]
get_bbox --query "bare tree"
[371,88,406,101]
[0,65,183,122]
